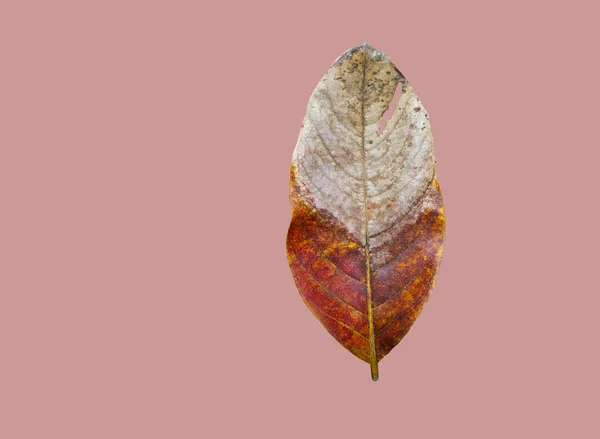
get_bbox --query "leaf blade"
[287,43,445,380]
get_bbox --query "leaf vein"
[298,287,369,342]
[374,260,433,312]
[290,247,367,316]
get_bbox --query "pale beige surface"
[294,44,437,252]
[1,1,599,438]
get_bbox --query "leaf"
[286,43,445,381]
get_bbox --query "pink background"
[1,1,598,438]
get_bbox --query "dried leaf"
[286,43,446,381]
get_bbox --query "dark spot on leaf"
[414,107,421,112]
[368,140,373,144]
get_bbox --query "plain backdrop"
[1,1,599,438]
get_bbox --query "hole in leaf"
[377,82,402,136]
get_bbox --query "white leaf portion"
[292,44,436,247]
[366,85,436,249]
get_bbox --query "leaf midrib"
[359,46,379,381]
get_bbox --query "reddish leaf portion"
[287,170,370,361]
[287,169,444,366]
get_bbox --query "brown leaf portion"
[287,170,369,361]
[286,43,445,380]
